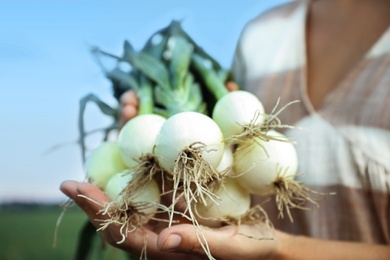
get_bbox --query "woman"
[61,0,390,258]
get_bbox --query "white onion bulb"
[234,130,298,195]
[118,114,166,168]
[155,111,224,173]
[85,142,128,189]
[212,90,265,140]
[194,178,251,227]
[216,146,234,175]
[105,171,160,216]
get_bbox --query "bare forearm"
[275,233,390,260]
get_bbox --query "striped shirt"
[232,0,390,244]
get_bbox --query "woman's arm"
[157,223,390,260]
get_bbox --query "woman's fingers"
[157,224,237,256]
[60,180,110,224]
[60,180,196,259]
[120,90,138,106]
[119,90,139,128]
[225,81,239,92]
[60,181,152,252]
[60,180,121,245]
[157,223,279,260]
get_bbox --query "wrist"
[269,231,302,260]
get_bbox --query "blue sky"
[0,0,289,203]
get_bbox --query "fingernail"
[162,234,182,251]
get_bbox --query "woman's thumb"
[157,224,219,256]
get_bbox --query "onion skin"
[212,90,265,140]
[216,146,234,175]
[194,178,251,227]
[85,142,128,190]
[154,111,224,173]
[105,171,161,217]
[234,130,298,195]
[117,114,166,168]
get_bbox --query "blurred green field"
[0,205,128,260]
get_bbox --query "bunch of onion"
[74,20,324,260]
[144,110,272,259]
[84,110,229,259]
[75,22,232,260]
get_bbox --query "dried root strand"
[169,142,222,218]
[98,199,149,259]
[234,206,276,241]
[225,205,272,228]
[226,98,300,146]
[96,199,153,243]
[261,98,300,133]
[92,153,167,247]
[53,198,75,248]
[77,193,168,260]
[273,168,335,222]
[194,205,275,242]
[121,153,163,201]
[194,203,272,230]
[168,141,223,260]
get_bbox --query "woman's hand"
[225,81,239,92]
[60,180,284,260]
[63,82,289,260]
[119,90,139,128]
[60,179,390,260]
[60,180,201,259]
[157,221,284,260]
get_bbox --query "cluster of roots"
[169,142,223,222]
[82,154,168,259]
[273,175,319,222]
[226,99,300,146]
[97,199,154,244]
[228,206,275,241]
[271,166,335,222]
[225,99,329,223]
[166,142,224,260]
